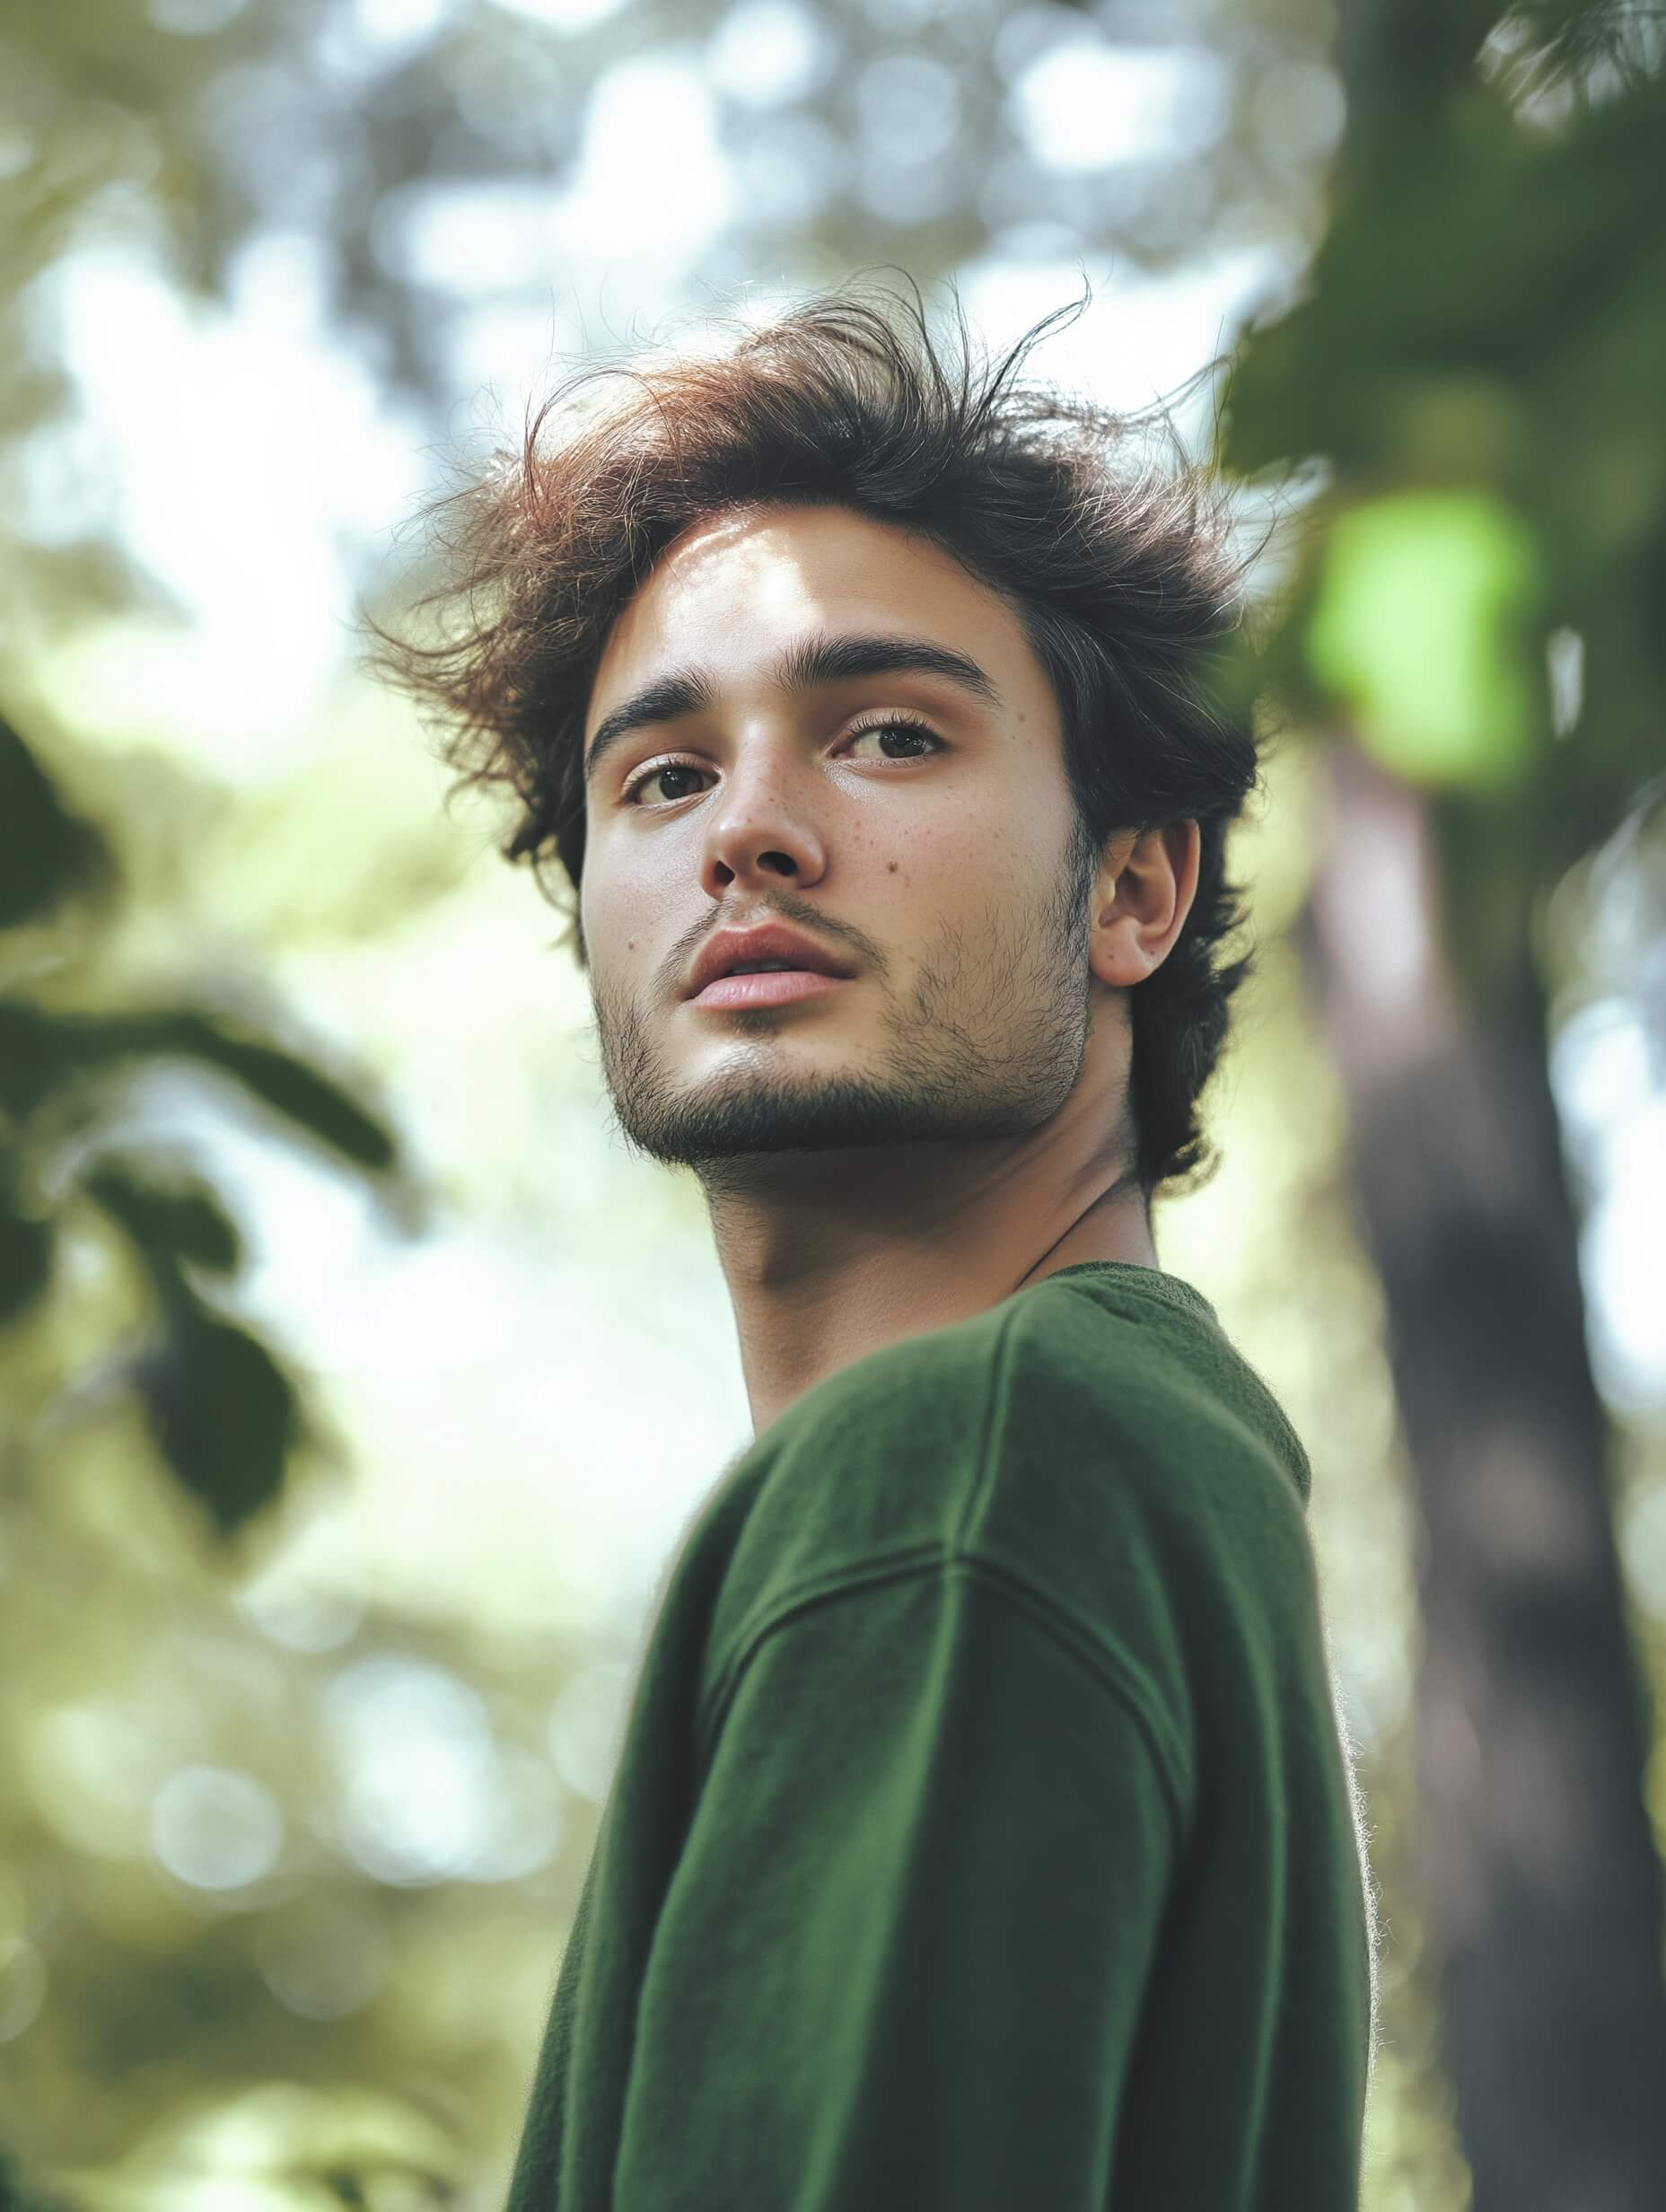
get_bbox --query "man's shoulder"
[763,1268,1307,1503]
[963,1272,1319,1622]
[706,1269,1311,1664]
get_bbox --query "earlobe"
[1089,922,1157,991]
[1090,820,1202,986]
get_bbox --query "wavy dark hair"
[368,275,1262,1199]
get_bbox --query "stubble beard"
[588,838,1100,1178]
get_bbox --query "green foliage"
[0,2146,73,2212]
[79,1164,243,1277]
[0,713,513,2212]
[84,1162,303,1539]
[1222,8,1666,999]
[0,719,119,932]
[126,1304,301,1540]
[0,711,413,1539]
[1303,490,1545,790]
[1222,18,1666,2192]
[0,995,399,1176]
[0,1167,55,1325]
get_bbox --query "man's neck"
[705,1129,1156,1439]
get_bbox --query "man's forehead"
[593,504,1007,693]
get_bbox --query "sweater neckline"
[1027,1259,1219,1327]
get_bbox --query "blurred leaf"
[80,1160,243,1276]
[142,1019,401,1175]
[1303,490,1545,789]
[0,718,118,932]
[0,1198,56,1325]
[1223,83,1664,474]
[0,1000,70,1121]
[0,2147,77,2212]
[127,1297,303,1539]
[0,997,399,1172]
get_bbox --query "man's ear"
[1087,821,1202,991]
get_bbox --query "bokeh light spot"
[152,1766,285,1892]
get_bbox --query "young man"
[382,283,1381,2208]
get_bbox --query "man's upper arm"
[611,1560,1180,2210]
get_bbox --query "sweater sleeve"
[609,1559,1183,2210]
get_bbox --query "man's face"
[578,501,1106,1173]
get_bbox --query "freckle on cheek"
[888,861,898,873]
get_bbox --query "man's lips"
[685,922,856,999]
[688,970,855,1010]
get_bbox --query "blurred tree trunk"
[1299,733,1666,2209]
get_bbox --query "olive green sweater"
[506,1260,1378,2208]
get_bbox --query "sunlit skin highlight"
[580,503,1201,1437]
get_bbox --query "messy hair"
[368,275,1261,1199]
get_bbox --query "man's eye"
[621,719,944,807]
[844,718,944,761]
[626,760,708,806]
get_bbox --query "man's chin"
[606,1071,957,1167]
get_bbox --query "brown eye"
[626,760,709,806]
[623,720,943,809]
[843,717,944,761]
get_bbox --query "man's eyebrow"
[583,631,1006,786]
